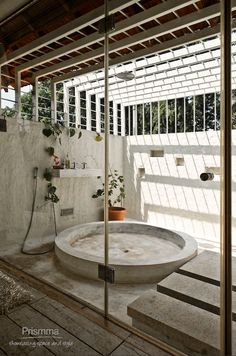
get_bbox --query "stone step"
[127,290,236,356]
[177,250,236,291]
[157,272,236,321]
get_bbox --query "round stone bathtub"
[55,221,198,283]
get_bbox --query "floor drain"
[124,250,129,253]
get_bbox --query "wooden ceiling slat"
[0,0,227,87]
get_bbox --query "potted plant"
[92,169,126,220]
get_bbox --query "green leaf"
[48,185,56,194]
[69,128,76,137]
[42,128,52,137]
[45,146,54,156]
[43,169,52,182]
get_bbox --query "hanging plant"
[41,118,64,144]
[43,168,52,182]
[45,146,61,167]
[45,183,59,203]
[45,146,54,156]
[69,128,76,137]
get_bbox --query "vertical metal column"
[150,102,152,134]
[214,92,217,131]
[0,67,2,116]
[166,99,168,133]
[183,97,186,133]
[15,71,21,121]
[51,81,56,123]
[174,98,177,134]
[96,95,101,133]
[220,1,232,355]
[104,0,109,318]
[75,87,80,127]
[203,93,206,131]
[63,83,69,127]
[33,77,39,121]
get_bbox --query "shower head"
[116,71,135,81]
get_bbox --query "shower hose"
[21,167,57,255]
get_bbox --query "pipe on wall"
[220,1,232,355]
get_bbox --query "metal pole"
[34,77,39,121]
[220,1,232,355]
[51,81,56,123]
[104,0,109,319]
[15,71,21,122]
[0,67,2,116]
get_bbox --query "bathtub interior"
[55,221,198,283]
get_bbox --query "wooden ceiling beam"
[33,2,225,79]
[15,0,196,72]
[0,0,138,66]
[51,18,235,84]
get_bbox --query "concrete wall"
[123,131,236,247]
[1,119,236,251]
[0,118,123,249]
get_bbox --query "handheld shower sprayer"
[22,165,55,255]
[33,167,38,179]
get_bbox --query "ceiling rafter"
[0,0,138,66]
[31,2,224,79]
[16,0,196,72]
[51,15,234,85]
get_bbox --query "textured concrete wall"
[0,119,123,248]
[123,131,236,246]
[2,119,235,250]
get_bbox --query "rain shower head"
[116,71,135,81]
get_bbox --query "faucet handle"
[81,162,87,169]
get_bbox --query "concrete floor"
[0,260,171,356]
[0,241,157,325]
[0,232,229,326]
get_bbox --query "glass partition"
[104,1,234,355]
[0,1,234,355]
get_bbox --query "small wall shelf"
[175,157,185,166]
[52,168,102,178]
[138,167,145,178]
[150,149,164,157]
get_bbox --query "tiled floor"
[0,260,171,356]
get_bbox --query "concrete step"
[127,290,236,356]
[157,272,236,321]
[177,250,236,291]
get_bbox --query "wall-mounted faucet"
[81,162,87,169]
[200,172,214,181]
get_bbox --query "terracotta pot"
[108,207,127,221]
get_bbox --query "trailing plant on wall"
[45,146,61,167]
[45,183,59,204]
[43,168,59,203]
[42,120,82,204]
[42,118,82,144]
